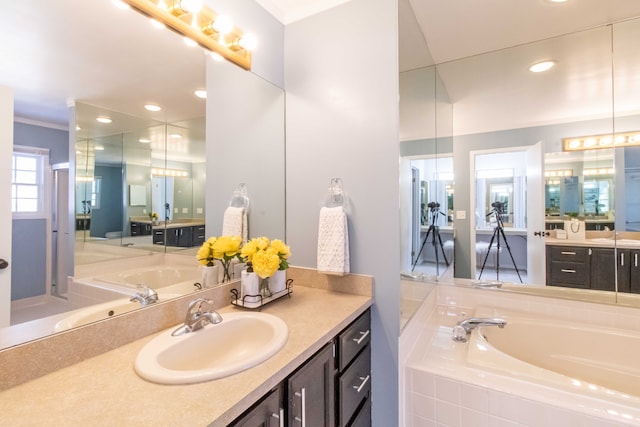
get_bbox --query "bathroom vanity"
[546,237,640,293]
[0,280,372,426]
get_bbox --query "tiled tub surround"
[402,282,640,426]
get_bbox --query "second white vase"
[201,265,219,288]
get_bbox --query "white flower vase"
[241,270,260,302]
[201,265,220,288]
[270,269,287,293]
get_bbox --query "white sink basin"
[53,293,182,332]
[134,311,288,385]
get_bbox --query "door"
[471,146,543,284]
[526,142,545,284]
[0,86,13,327]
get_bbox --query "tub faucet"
[172,298,223,336]
[129,285,158,306]
[452,317,506,342]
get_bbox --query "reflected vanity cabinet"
[545,244,635,292]
[130,221,152,236]
[231,309,371,427]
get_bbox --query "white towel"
[317,206,350,275]
[222,206,248,242]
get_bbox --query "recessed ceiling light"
[96,116,112,124]
[144,104,162,112]
[94,146,105,151]
[194,90,207,99]
[138,138,151,143]
[546,0,568,3]
[76,125,81,131]
[170,133,182,139]
[529,60,556,73]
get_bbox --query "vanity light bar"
[583,168,615,176]
[563,131,640,152]
[544,169,573,178]
[121,0,253,70]
[151,168,189,177]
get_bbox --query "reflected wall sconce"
[121,0,255,70]
[152,168,189,177]
[544,169,573,178]
[583,168,615,176]
[563,131,640,152]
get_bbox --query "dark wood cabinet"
[155,226,200,247]
[589,248,616,292]
[288,342,336,427]
[546,244,632,293]
[629,250,640,294]
[130,221,152,236]
[231,386,284,427]
[231,309,371,427]
[546,246,590,288]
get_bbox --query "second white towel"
[222,206,248,242]
[317,206,350,275]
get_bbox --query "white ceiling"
[2,0,640,134]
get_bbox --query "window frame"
[12,145,49,220]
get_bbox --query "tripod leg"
[436,229,450,266]
[432,230,440,276]
[478,228,498,279]
[411,227,432,271]
[498,227,523,283]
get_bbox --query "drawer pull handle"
[561,269,576,273]
[560,251,576,255]
[352,330,370,345]
[621,253,625,267]
[272,408,285,427]
[635,253,638,268]
[352,374,371,393]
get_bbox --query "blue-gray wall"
[90,164,123,238]
[11,219,47,300]
[11,122,68,301]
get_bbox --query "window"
[12,148,48,218]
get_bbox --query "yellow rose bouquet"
[197,235,243,282]
[241,237,291,279]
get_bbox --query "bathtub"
[405,298,640,426]
[467,306,640,410]
[91,266,201,289]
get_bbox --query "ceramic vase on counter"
[241,270,260,302]
[270,269,287,293]
[201,265,219,288]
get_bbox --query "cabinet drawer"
[349,396,371,427]
[548,246,588,262]
[549,261,589,287]
[339,345,370,427]
[338,311,371,371]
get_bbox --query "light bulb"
[212,15,233,34]
[238,34,257,50]
[194,89,207,99]
[144,104,162,112]
[96,116,112,124]
[179,0,202,14]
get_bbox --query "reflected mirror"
[2,0,285,351]
[401,12,640,316]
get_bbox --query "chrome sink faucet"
[452,317,506,342]
[172,298,223,336]
[130,285,158,306]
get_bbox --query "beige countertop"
[546,237,640,249]
[0,286,372,427]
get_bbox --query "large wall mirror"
[401,16,640,319]
[1,0,285,351]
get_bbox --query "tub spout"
[452,317,506,342]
